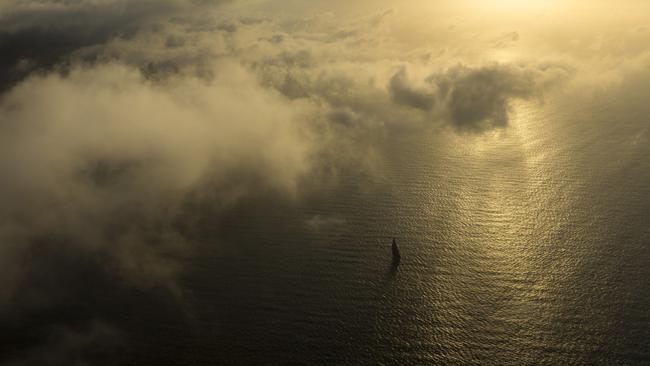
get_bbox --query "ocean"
[8,95,647,365]
[129,95,650,365]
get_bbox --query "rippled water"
[128,96,649,365]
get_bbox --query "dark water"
[146,96,650,365]
[8,95,647,365]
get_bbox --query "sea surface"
[170,96,650,365]
[52,95,649,365]
[135,91,647,365]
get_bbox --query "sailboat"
[391,238,401,266]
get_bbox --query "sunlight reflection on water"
[184,96,649,365]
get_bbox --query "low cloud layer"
[0,60,314,363]
[389,63,569,131]
[0,0,225,91]
[1,60,312,293]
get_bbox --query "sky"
[1,1,649,364]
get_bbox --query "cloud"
[0,60,316,362]
[0,0,227,91]
[0,60,311,291]
[490,31,519,48]
[432,63,569,131]
[389,68,436,111]
[305,215,346,230]
[386,62,570,132]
